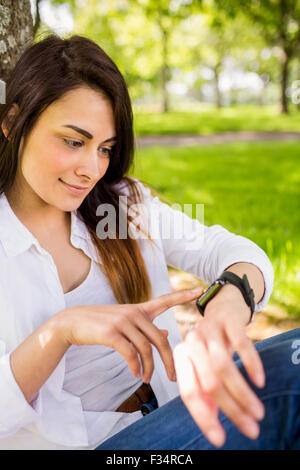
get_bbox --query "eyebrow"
[62,124,117,143]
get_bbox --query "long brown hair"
[0,34,154,304]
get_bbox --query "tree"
[197,10,257,108]
[33,0,43,37]
[133,0,196,112]
[0,0,34,83]
[211,0,300,113]
[50,0,196,111]
[171,5,270,108]
[65,0,164,103]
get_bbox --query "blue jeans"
[96,328,300,450]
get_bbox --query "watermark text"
[291,339,300,365]
[0,79,6,104]
[95,197,205,251]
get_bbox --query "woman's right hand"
[57,287,204,384]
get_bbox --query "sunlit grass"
[132,141,300,318]
[133,104,300,135]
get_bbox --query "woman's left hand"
[173,284,266,448]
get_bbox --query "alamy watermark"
[291,339,300,365]
[0,79,6,104]
[95,196,205,251]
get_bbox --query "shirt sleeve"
[137,180,274,313]
[0,347,41,437]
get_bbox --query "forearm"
[10,312,70,404]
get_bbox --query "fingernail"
[172,371,177,381]
[207,429,225,447]
[250,403,265,421]
[243,419,260,439]
[190,287,203,294]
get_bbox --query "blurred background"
[1,0,300,340]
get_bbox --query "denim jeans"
[96,328,300,450]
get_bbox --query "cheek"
[45,140,71,174]
[23,141,70,181]
[103,158,110,173]
[97,158,110,180]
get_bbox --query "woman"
[0,34,298,450]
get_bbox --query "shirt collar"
[0,191,99,263]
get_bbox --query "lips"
[59,179,88,190]
[59,178,89,195]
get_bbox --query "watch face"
[196,280,225,313]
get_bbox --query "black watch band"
[195,271,255,323]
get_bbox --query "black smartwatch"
[195,271,255,323]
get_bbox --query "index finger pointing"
[140,287,204,320]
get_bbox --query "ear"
[1,103,20,140]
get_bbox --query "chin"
[60,200,85,212]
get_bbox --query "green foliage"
[47,0,78,11]
[68,0,165,99]
[228,0,300,53]
[45,0,300,110]
[208,0,300,47]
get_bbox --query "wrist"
[213,283,246,302]
[10,311,72,404]
[204,284,251,325]
[52,309,74,348]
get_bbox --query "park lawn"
[133,104,300,135]
[132,140,300,318]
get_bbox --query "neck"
[5,180,70,235]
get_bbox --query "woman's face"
[7,86,116,214]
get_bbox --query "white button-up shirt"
[0,179,274,449]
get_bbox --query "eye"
[62,138,113,157]
[99,147,113,157]
[63,138,82,149]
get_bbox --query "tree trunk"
[161,28,169,113]
[258,83,267,106]
[279,48,290,114]
[0,0,34,83]
[213,63,222,108]
[297,63,300,111]
[33,0,42,38]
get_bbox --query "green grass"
[132,141,300,318]
[133,104,300,135]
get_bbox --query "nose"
[75,149,107,182]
